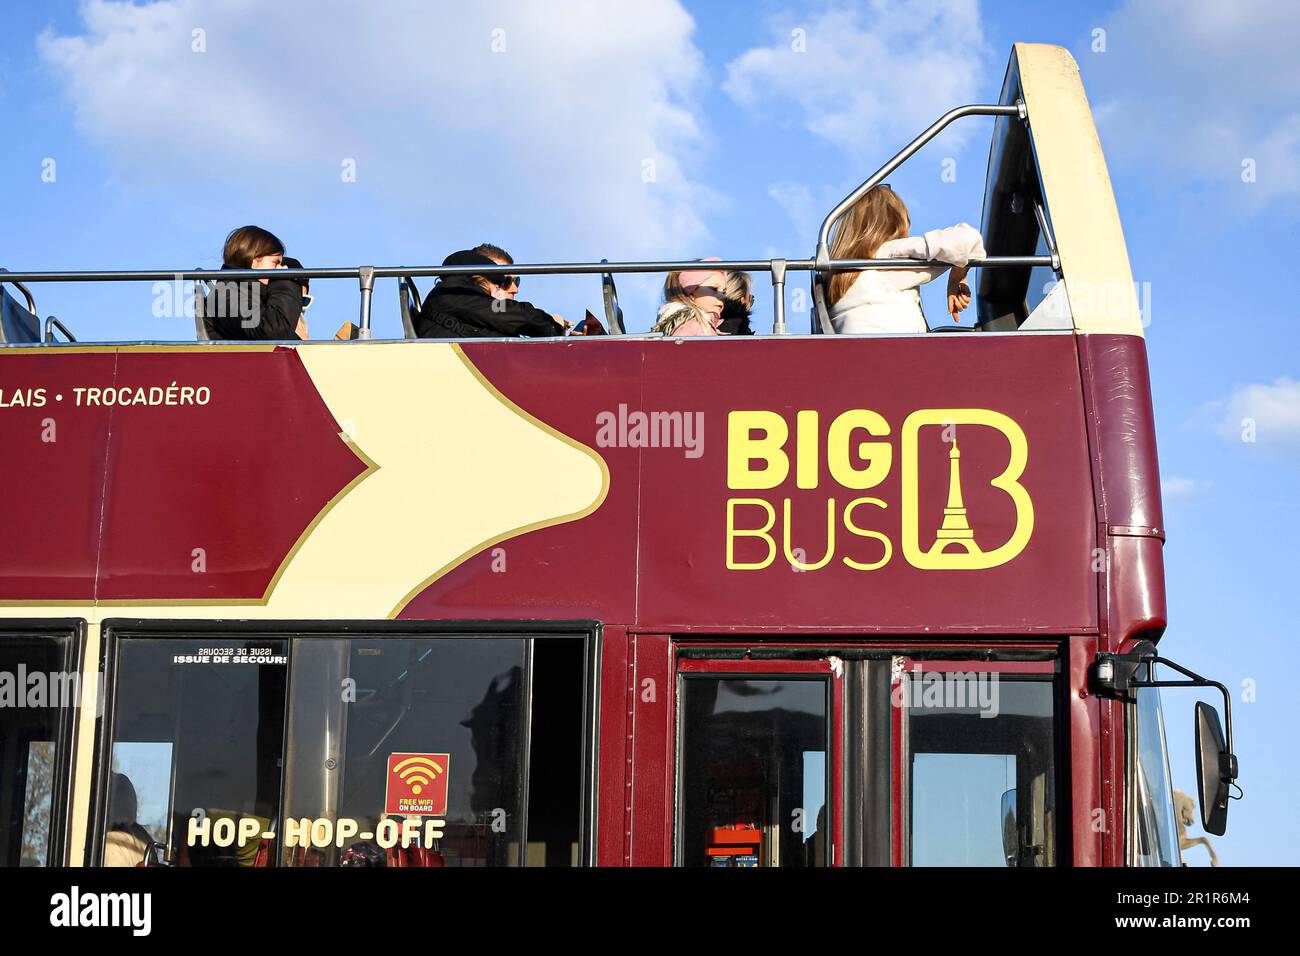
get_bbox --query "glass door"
[676,658,842,867]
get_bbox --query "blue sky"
[2,0,1297,865]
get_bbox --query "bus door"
[891,657,1060,867]
[675,657,843,867]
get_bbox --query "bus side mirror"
[1000,788,1018,866]
[1195,701,1232,836]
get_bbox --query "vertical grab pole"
[358,266,375,340]
[770,258,788,335]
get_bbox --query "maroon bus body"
[0,332,1164,865]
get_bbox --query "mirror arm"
[1091,649,1239,786]
[1134,655,1237,784]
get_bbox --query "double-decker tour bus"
[0,43,1238,868]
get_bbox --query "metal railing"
[4,103,1052,341]
[815,102,1025,268]
[3,254,1051,340]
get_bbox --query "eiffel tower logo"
[927,431,984,558]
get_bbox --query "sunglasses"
[497,275,520,290]
[301,294,314,310]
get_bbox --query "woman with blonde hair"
[827,186,985,334]
[718,270,756,335]
[652,260,736,336]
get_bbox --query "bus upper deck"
[0,44,1237,870]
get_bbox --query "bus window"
[978,83,1069,332]
[902,675,1057,866]
[99,631,588,868]
[281,635,586,868]
[101,638,288,866]
[678,675,831,867]
[1129,665,1181,867]
[0,633,77,867]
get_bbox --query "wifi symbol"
[394,755,445,795]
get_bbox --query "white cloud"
[1161,475,1210,500]
[1207,377,1300,447]
[38,0,716,263]
[1084,0,1300,210]
[723,0,990,161]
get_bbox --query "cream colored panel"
[270,342,608,618]
[1014,43,1144,336]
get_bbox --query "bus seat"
[600,261,625,334]
[399,275,422,339]
[385,844,444,867]
[811,272,835,334]
[0,277,41,344]
[194,273,215,341]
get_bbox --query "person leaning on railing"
[416,249,568,338]
[202,225,307,341]
[827,185,984,334]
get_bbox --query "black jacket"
[417,275,560,339]
[202,276,302,340]
[718,298,755,335]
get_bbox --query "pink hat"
[678,258,726,321]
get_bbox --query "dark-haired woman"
[202,225,306,340]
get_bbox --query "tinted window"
[104,638,288,866]
[0,633,77,867]
[283,637,527,867]
[1132,667,1180,867]
[906,676,1056,866]
[101,632,587,868]
[679,677,830,867]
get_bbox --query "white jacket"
[829,223,986,334]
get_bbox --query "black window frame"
[91,618,600,867]
[0,618,87,867]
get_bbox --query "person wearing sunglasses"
[473,242,521,301]
[652,259,736,336]
[417,248,567,339]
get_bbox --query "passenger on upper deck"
[718,270,756,335]
[652,261,740,336]
[281,256,312,338]
[202,225,307,341]
[417,249,567,338]
[828,186,983,334]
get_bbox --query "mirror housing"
[1000,788,1018,866]
[1196,701,1234,836]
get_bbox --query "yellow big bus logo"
[725,408,1034,571]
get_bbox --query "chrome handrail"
[43,316,77,343]
[3,254,1052,339]
[814,102,1026,269]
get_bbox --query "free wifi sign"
[385,752,451,816]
